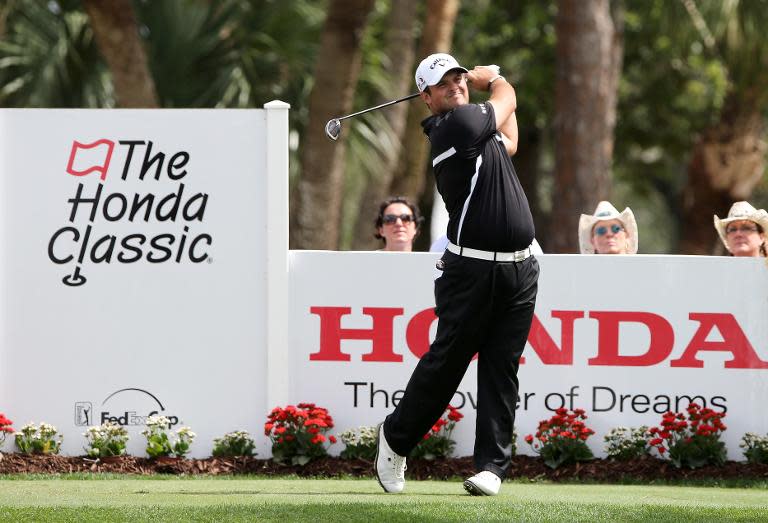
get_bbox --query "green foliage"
[83,422,129,458]
[3,0,768,248]
[740,432,768,465]
[141,415,196,458]
[0,0,111,107]
[604,426,652,461]
[15,422,62,455]
[212,430,256,458]
[338,425,377,460]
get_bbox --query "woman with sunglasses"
[374,197,423,252]
[578,201,639,254]
[713,201,768,257]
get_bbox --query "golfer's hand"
[466,65,501,92]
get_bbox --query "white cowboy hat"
[578,201,638,254]
[713,201,768,249]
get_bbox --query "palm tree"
[549,0,623,253]
[0,0,112,107]
[349,0,420,250]
[677,0,768,254]
[81,0,158,107]
[290,0,377,250]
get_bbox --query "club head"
[325,119,342,141]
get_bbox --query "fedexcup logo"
[48,139,213,286]
[74,387,180,427]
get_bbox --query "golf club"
[324,92,420,141]
[324,65,500,141]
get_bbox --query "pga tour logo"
[48,138,213,286]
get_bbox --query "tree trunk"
[350,0,419,250]
[82,0,159,108]
[549,0,622,253]
[290,0,376,249]
[679,96,767,254]
[388,0,460,201]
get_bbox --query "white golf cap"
[414,53,468,92]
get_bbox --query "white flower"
[176,427,196,441]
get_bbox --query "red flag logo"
[66,139,115,181]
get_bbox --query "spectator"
[713,201,768,257]
[375,197,423,252]
[578,201,638,255]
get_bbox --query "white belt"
[447,242,532,262]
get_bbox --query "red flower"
[448,411,462,421]
[525,434,534,444]
[329,435,337,444]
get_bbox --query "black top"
[422,102,534,252]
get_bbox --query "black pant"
[384,251,539,478]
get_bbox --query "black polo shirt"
[422,102,534,252]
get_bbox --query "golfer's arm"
[487,80,518,156]
[498,113,518,156]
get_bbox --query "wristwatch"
[488,75,506,88]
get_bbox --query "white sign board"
[0,107,289,458]
[289,251,768,458]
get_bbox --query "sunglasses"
[726,224,759,234]
[594,224,624,236]
[382,213,415,225]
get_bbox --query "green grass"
[0,477,766,522]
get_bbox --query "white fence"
[0,106,288,458]
[289,251,768,458]
[1,107,766,460]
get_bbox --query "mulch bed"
[1,453,767,481]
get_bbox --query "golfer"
[375,53,539,496]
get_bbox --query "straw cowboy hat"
[713,201,768,249]
[578,201,639,254]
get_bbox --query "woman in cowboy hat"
[713,201,768,257]
[578,201,638,255]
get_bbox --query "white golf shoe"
[374,423,406,493]
[463,470,502,496]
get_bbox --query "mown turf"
[0,478,766,522]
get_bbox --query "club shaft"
[337,92,420,121]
